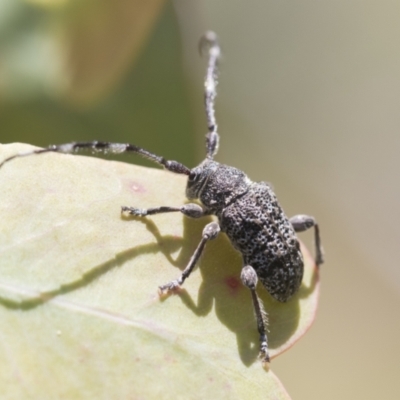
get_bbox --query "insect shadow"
[141,213,318,366]
[0,217,188,311]
[0,210,316,366]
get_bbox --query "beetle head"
[186,159,250,212]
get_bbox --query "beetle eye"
[189,171,197,181]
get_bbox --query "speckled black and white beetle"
[0,32,324,364]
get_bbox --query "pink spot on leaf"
[126,180,146,193]
[224,276,241,296]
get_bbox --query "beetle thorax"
[186,159,251,212]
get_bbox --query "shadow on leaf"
[0,210,318,367]
[158,216,319,365]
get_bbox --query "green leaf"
[62,0,167,105]
[0,0,166,105]
[0,143,320,399]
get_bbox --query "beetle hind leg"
[240,265,270,365]
[290,214,324,267]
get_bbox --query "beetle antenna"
[199,31,221,159]
[0,142,190,175]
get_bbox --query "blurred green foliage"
[0,0,195,168]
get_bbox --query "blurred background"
[1,0,400,398]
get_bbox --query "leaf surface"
[0,143,320,399]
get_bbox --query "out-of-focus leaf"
[0,0,166,105]
[0,143,320,399]
[62,0,167,105]
[0,6,195,171]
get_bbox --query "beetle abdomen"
[219,181,304,301]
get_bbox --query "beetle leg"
[121,203,207,219]
[159,222,220,292]
[241,265,270,365]
[290,214,324,266]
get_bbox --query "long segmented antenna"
[199,31,221,159]
[1,34,222,172]
[0,142,191,175]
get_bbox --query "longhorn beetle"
[0,31,323,364]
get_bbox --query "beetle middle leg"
[158,222,220,293]
[241,265,270,364]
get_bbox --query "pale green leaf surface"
[0,143,320,399]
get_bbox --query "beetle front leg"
[159,222,220,293]
[121,203,207,219]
